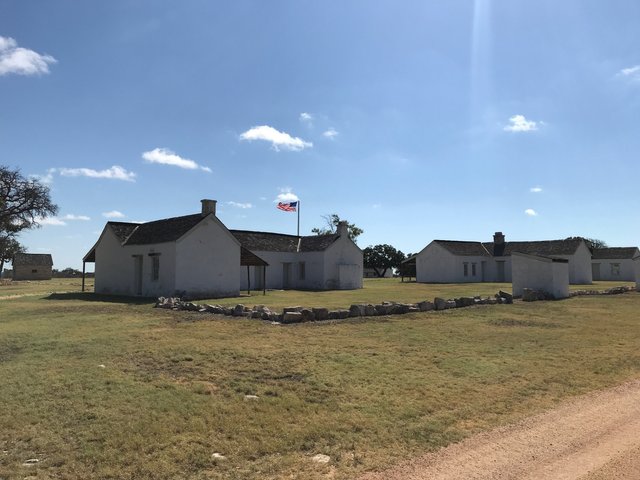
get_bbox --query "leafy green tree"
[311,214,363,243]
[0,236,25,274]
[363,244,405,277]
[0,165,58,235]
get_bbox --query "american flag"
[277,201,297,212]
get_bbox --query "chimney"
[337,221,349,237]
[201,199,217,216]
[493,231,505,245]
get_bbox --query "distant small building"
[591,247,640,282]
[12,253,54,280]
[511,252,569,299]
[635,258,640,292]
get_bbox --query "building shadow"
[44,292,155,305]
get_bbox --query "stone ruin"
[154,291,515,324]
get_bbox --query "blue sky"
[2,1,639,269]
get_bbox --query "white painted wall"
[561,241,592,284]
[124,242,177,297]
[592,258,638,282]
[512,253,569,299]
[94,226,136,295]
[323,235,363,289]
[635,258,640,291]
[416,242,489,283]
[175,216,240,298]
[239,250,327,290]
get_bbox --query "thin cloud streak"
[142,148,211,172]
[59,166,136,182]
[240,125,312,152]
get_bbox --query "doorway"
[282,263,291,289]
[134,255,143,295]
[496,261,505,282]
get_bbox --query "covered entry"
[241,247,268,295]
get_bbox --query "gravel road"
[360,379,640,480]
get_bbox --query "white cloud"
[62,214,91,221]
[299,112,313,124]
[29,168,56,184]
[619,65,640,81]
[59,165,136,182]
[504,115,539,132]
[524,208,538,216]
[142,147,211,172]
[275,187,299,203]
[227,201,253,209]
[0,36,57,76]
[530,187,543,193]
[102,210,125,219]
[239,125,312,152]
[36,216,66,226]
[323,128,339,139]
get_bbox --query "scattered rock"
[434,297,447,310]
[312,307,329,320]
[364,304,378,316]
[98,364,105,368]
[282,311,303,324]
[311,454,331,464]
[283,306,303,313]
[211,452,226,460]
[300,308,315,322]
[349,304,366,317]
[417,300,434,311]
[444,300,457,309]
[498,290,513,304]
[22,459,39,466]
[244,394,259,401]
[232,304,245,316]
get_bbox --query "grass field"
[1,278,639,479]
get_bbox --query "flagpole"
[297,200,300,237]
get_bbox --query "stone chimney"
[201,199,217,216]
[493,231,505,245]
[337,221,349,237]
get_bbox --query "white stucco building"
[511,252,570,299]
[84,199,363,298]
[414,232,593,285]
[231,222,363,291]
[591,247,640,282]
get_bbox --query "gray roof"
[230,230,339,253]
[592,247,640,260]
[108,222,139,242]
[482,239,583,257]
[433,240,491,256]
[124,214,205,245]
[13,253,53,266]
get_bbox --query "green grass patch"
[0,279,639,479]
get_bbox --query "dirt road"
[361,379,640,480]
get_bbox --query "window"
[463,262,469,277]
[611,263,620,276]
[149,253,160,281]
[32,269,38,274]
[471,263,477,276]
[299,262,306,280]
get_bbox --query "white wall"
[239,251,327,290]
[562,241,593,284]
[416,242,489,283]
[94,226,136,295]
[323,235,363,289]
[512,253,569,299]
[175,216,240,298]
[635,258,640,291]
[592,258,637,282]
[124,242,177,297]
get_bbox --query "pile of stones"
[569,285,634,297]
[154,291,514,324]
